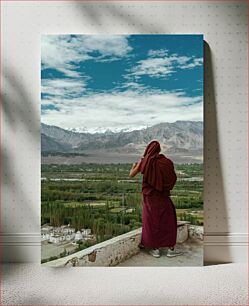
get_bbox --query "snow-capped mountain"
[41,120,203,156]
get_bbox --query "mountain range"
[41,121,203,157]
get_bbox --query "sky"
[41,34,203,133]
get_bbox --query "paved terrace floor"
[118,241,203,266]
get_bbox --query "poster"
[41,34,203,267]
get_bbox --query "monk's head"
[143,140,161,157]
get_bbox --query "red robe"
[139,141,178,248]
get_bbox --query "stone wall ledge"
[42,221,203,267]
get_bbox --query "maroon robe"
[139,141,177,249]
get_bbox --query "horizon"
[41,119,203,135]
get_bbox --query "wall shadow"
[203,41,230,265]
[1,66,40,228]
[1,66,41,275]
[74,2,166,33]
[0,3,235,272]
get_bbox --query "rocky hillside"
[41,121,203,155]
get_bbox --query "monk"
[129,140,183,258]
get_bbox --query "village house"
[41,224,95,244]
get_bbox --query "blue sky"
[41,34,203,132]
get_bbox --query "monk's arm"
[129,160,142,177]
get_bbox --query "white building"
[41,224,84,244]
[81,228,91,236]
[65,233,75,240]
[41,233,51,241]
[75,231,83,241]
[125,208,135,213]
[49,234,62,244]
[61,226,75,235]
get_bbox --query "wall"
[0,1,248,264]
[42,223,195,267]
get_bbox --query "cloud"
[148,49,169,57]
[41,35,132,77]
[181,57,203,69]
[115,80,151,92]
[41,37,203,133]
[128,49,203,79]
[41,89,203,132]
[41,78,88,99]
[130,57,175,78]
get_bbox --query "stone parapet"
[42,221,203,267]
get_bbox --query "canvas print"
[41,34,203,267]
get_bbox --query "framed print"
[41,34,203,267]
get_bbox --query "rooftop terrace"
[119,241,203,266]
